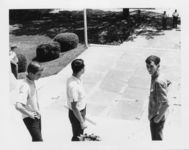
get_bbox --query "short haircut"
[145,55,160,65]
[27,61,43,74]
[71,59,85,74]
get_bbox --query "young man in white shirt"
[162,11,168,30]
[66,59,87,141]
[15,61,43,142]
[172,9,179,28]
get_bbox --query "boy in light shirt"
[15,61,43,142]
[66,59,87,141]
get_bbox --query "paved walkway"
[9,29,181,145]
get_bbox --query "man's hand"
[36,111,41,119]
[153,115,162,123]
[29,112,40,119]
[80,121,87,130]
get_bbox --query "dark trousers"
[150,116,165,140]
[69,108,86,141]
[162,19,167,30]
[173,17,178,28]
[23,117,43,142]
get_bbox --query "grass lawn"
[10,34,86,78]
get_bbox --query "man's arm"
[154,81,169,123]
[69,84,87,129]
[71,102,87,129]
[154,102,169,123]
[15,83,40,119]
[15,102,39,119]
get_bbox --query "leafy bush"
[54,33,79,52]
[36,41,61,61]
[17,53,27,73]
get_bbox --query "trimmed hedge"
[36,41,61,61]
[9,9,52,22]
[17,53,27,73]
[54,33,79,52]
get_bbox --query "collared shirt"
[66,75,86,111]
[17,77,40,119]
[148,74,169,120]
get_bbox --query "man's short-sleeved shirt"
[148,74,170,120]
[172,12,179,17]
[16,78,40,118]
[66,76,86,111]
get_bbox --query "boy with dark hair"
[71,59,85,74]
[15,61,43,142]
[66,59,87,141]
[145,55,170,140]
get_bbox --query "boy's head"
[71,59,85,75]
[27,61,43,80]
[145,55,160,75]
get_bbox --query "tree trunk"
[123,8,130,19]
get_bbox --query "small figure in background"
[9,45,18,79]
[172,9,179,28]
[162,11,167,30]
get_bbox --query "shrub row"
[54,33,79,52]
[14,32,79,74]
[36,41,61,61]
[36,32,79,61]
[17,53,27,73]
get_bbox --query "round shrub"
[17,53,27,73]
[36,41,61,61]
[54,33,79,52]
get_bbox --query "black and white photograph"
[2,0,189,149]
